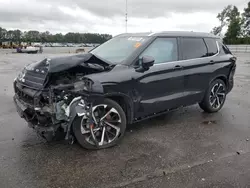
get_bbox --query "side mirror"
[135,55,155,72]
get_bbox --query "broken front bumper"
[13,77,104,142]
[13,94,61,141]
[13,92,93,142]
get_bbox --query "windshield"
[90,36,150,64]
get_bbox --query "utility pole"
[125,0,128,33]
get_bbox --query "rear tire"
[199,79,227,113]
[73,98,127,150]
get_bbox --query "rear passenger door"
[179,37,219,105]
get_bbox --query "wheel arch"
[210,74,228,89]
[105,93,134,124]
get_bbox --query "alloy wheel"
[80,104,122,146]
[209,83,226,109]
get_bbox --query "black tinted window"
[181,38,207,60]
[217,41,231,54]
[140,38,178,64]
[222,43,231,54]
[204,38,218,56]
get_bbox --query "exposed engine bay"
[13,53,111,142]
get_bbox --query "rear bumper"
[227,64,236,93]
[227,79,234,93]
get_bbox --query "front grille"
[23,70,48,89]
[15,65,49,105]
[14,80,51,107]
[15,84,35,105]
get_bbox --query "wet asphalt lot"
[0,50,250,188]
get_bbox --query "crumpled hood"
[26,53,111,73]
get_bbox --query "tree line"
[0,28,112,44]
[212,1,250,44]
[1,2,249,45]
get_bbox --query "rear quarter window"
[216,40,232,55]
[181,38,208,60]
[204,38,218,56]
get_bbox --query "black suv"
[13,31,236,149]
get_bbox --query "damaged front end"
[13,54,107,142]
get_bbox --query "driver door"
[133,37,185,118]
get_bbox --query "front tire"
[73,98,127,150]
[199,79,227,113]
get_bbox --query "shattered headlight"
[74,81,88,91]
[74,79,92,91]
[17,68,27,82]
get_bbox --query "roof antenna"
[125,0,128,33]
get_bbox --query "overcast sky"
[0,0,247,36]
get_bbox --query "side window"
[140,38,178,64]
[204,38,218,56]
[181,38,207,60]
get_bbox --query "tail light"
[230,56,237,63]
[229,65,236,81]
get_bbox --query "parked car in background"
[13,31,236,149]
[16,46,39,54]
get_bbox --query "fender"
[104,92,134,124]
[64,97,96,141]
[209,74,228,88]
[64,97,83,141]
[64,81,105,141]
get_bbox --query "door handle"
[209,60,215,65]
[173,65,183,70]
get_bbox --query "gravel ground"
[0,51,250,188]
